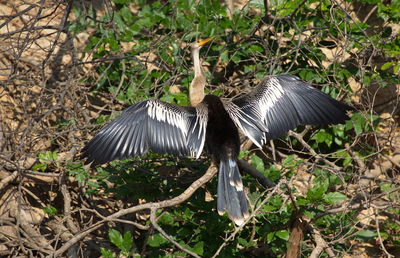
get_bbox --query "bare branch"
[50,164,218,257]
[374,208,395,257]
[238,159,276,188]
[287,130,341,171]
[150,208,201,258]
[0,171,18,190]
[308,222,335,258]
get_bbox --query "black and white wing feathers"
[82,99,208,165]
[225,75,353,147]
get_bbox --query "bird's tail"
[217,158,249,225]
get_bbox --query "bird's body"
[202,95,248,223]
[82,38,353,225]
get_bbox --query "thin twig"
[345,143,366,172]
[287,130,341,171]
[374,208,394,257]
[150,208,200,258]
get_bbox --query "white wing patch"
[257,77,284,121]
[147,100,189,137]
[225,76,287,147]
[191,104,208,159]
[224,101,264,148]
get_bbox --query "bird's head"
[191,37,214,51]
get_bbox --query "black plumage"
[202,95,248,223]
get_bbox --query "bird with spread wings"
[82,37,353,225]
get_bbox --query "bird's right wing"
[82,99,208,165]
[224,75,353,148]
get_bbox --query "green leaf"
[159,212,175,226]
[311,129,333,147]
[148,233,168,247]
[113,0,130,3]
[160,94,175,103]
[66,163,89,186]
[304,210,315,219]
[380,183,397,199]
[100,248,114,258]
[114,13,126,32]
[307,179,328,201]
[299,70,316,82]
[182,32,201,41]
[354,230,376,240]
[238,150,250,159]
[276,230,290,241]
[43,206,58,216]
[249,44,264,53]
[220,49,229,64]
[394,64,399,74]
[237,237,256,247]
[265,164,281,182]
[108,228,133,254]
[282,155,300,168]
[381,61,394,70]
[38,151,58,163]
[120,6,133,23]
[380,183,395,192]
[122,231,133,253]
[323,192,347,204]
[109,229,123,249]
[266,232,276,243]
[32,163,47,172]
[108,37,120,52]
[192,241,204,255]
[250,155,264,172]
[231,53,242,64]
[249,0,265,10]
[350,113,366,135]
[173,92,189,106]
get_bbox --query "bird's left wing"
[82,99,208,165]
[224,75,353,148]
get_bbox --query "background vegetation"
[0,0,399,257]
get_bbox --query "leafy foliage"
[65,0,400,256]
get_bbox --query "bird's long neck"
[192,48,203,77]
[190,48,206,106]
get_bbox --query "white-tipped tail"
[217,158,248,226]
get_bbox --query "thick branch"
[238,159,276,188]
[0,171,18,190]
[307,223,335,258]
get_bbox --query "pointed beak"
[197,37,214,46]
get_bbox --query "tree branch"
[287,130,341,171]
[150,208,200,258]
[238,159,276,188]
[307,222,335,258]
[49,164,218,257]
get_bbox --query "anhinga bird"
[81,38,353,225]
